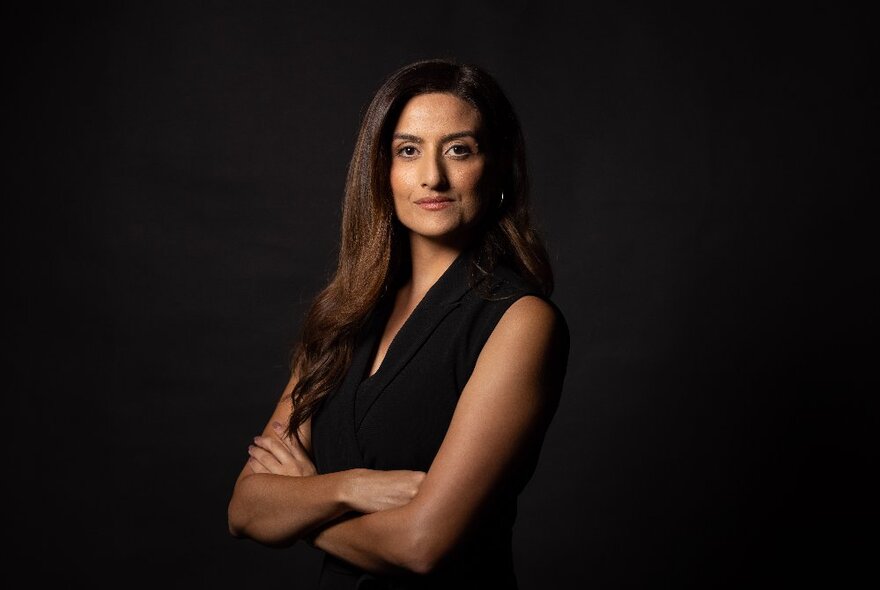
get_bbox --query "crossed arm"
[227,295,568,574]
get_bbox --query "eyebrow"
[392,131,479,143]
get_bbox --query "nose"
[419,149,448,191]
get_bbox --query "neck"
[403,233,473,298]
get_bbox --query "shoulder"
[455,260,569,368]
[469,292,569,408]
[482,263,567,331]
[502,295,560,327]
[481,265,570,365]
[494,296,569,356]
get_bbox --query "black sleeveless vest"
[311,249,545,589]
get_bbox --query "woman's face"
[389,92,488,247]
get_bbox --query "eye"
[446,144,473,158]
[396,145,419,158]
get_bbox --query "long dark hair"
[285,59,553,444]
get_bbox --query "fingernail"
[253,436,261,444]
[247,445,255,452]
[272,421,282,430]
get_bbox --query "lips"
[414,196,453,204]
[414,196,454,211]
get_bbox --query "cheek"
[389,164,412,198]
[453,164,486,199]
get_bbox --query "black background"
[7,2,875,588]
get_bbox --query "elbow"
[405,554,439,577]
[228,474,259,538]
[400,523,451,576]
[226,479,299,548]
[404,542,444,576]
[228,520,244,539]
[227,501,294,547]
[227,491,249,539]
[226,478,274,543]
[227,510,246,539]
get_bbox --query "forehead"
[393,92,482,135]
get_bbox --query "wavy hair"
[285,59,553,444]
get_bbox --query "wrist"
[336,468,364,511]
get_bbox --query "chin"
[409,222,483,247]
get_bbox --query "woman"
[228,59,569,589]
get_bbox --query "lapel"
[314,312,379,471]
[353,248,486,430]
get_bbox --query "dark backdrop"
[7,3,874,588]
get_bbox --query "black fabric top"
[310,249,554,589]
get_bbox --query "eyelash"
[395,144,474,159]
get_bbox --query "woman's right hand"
[248,421,317,477]
[247,421,424,514]
[343,468,426,514]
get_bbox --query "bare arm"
[309,296,569,573]
[227,373,425,547]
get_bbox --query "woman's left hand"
[247,421,317,477]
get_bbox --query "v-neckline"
[360,282,433,385]
[361,296,396,384]
[360,250,469,385]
